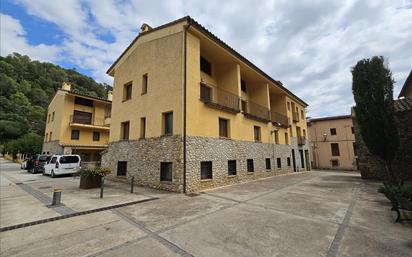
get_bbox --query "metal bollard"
[131,176,134,194]
[100,177,104,198]
[51,189,62,206]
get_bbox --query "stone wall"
[101,135,311,192]
[185,136,310,192]
[42,141,63,155]
[101,136,184,192]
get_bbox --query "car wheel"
[51,170,56,178]
[42,170,46,176]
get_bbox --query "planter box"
[80,175,101,189]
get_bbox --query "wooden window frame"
[123,82,132,101]
[331,143,340,156]
[219,118,229,138]
[71,130,80,140]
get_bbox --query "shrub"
[80,167,111,178]
[378,184,412,203]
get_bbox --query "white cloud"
[1,0,411,117]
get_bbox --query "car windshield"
[39,156,49,161]
[59,156,79,164]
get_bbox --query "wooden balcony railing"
[298,136,306,145]
[292,111,300,122]
[271,112,289,127]
[200,82,240,113]
[243,101,271,123]
[70,115,109,127]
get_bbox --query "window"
[287,102,290,111]
[93,131,100,141]
[266,158,271,170]
[287,157,291,166]
[163,112,173,135]
[301,110,304,119]
[52,111,55,122]
[241,79,247,92]
[200,161,212,179]
[353,142,357,156]
[45,133,48,142]
[200,56,212,76]
[241,100,247,112]
[331,143,340,156]
[330,128,337,135]
[160,162,172,181]
[75,96,93,107]
[274,131,279,144]
[351,126,354,134]
[117,161,127,176]
[49,132,52,141]
[331,160,339,167]
[219,118,229,138]
[228,160,237,176]
[123,82,132,101]
[254,126,261,142]
[303,129,306,139]
[140,117,146,139]
[71,130,80,140]
[72,110,92,124]
[142,74,148,95]
[247,159,254,172]
[121,121,130,140]
[200,84,212,102]
[285,132,289,145]
[277,158,282,169]
[47,114,51,123]
[50,157,57,164]
[60,156,80,164]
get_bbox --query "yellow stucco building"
[42,82,112,166]
[102,16,310,192]
[308,115,357,171]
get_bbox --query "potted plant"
[79,167,111,189]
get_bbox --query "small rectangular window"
[351,127,354,134]
[52,111,55,122]
[140,117,146,139]
[287,102,290,111]
[277,158,282,169]
[330,128,337,135]
[200,84,212,102]
[241,100,247,112]
[117,161,127,176]
[201,161,213,180]
[160,162,172,181]
[287,157,291,166]
[49,132,52,141]
[93,131,100,141]
[163,112,173,135]
[121,121,130,140]
[301,110,304,119]
[48,114,51,123]
[200,56,212,76]
[254,126,261,142]
[247,159,254,172]
[285,132,289,145]
[331,143,340,156]
[71,130,79,140]
[219,118,229,138]
[265,158,271,170]
[353,142,357,156]
[142,74,148,95]
[274,131,279,144]
[241,79,247,92]
[45,133,48,142]
[228,160,237,176]
[331,160,339,167]
[123,82,132,101]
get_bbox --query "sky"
[1,0,411,118]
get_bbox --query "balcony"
[292,111,300,122]
[298,136,306,146]
[271,112,289,128]
[70,115,110,130]
[243,101,271,123]
[200,82,240,113]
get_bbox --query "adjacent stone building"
[353,69,412,180]
[102,16,311,192]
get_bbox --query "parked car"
[20,159,28,169]
[26,155,52,173]
[43,155,81,178]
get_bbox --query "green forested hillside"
[0,53,111,155]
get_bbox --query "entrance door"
[291,149,296,172]
[299,150,304,169]
[304,150,310,171]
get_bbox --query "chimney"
[62,82,71,91]
[107,90,113,101]
[140,23,152,33]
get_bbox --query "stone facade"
[42,140,63,155]
[101,135,311,192]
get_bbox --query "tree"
[352,56,399,185]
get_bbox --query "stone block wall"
[42,141,63,155]
[101,135,311,192]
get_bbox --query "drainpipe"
[183,20,192,194]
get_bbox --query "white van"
[43,155,81,177]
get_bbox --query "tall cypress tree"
[352,56,399,184]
